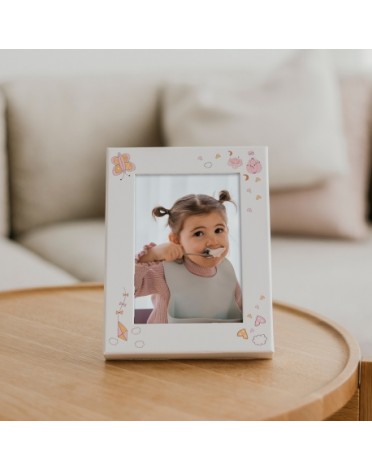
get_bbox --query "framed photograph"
[104,146,273,359]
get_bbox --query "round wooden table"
[0,283,360,420]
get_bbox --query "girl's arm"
[135,243,175,298]
[135,261,166,297]
[137,242,183,263]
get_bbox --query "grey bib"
[163,259,242,323]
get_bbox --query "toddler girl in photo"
[135,190,243,324]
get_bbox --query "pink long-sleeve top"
[135,243,242,324]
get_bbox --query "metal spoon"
[184,248,225,258]
[183,251,213,258]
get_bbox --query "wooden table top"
[0,283,360,420]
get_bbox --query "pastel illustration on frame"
[104,146,274,359]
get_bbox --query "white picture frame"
[104,146,273,359]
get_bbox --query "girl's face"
[169,211,229,268]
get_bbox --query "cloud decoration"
[253,334,267,346]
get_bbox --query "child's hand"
[138,243,184,263]
[154,243,184,261]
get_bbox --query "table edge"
[271,300,361,420]
[0,284,362,420]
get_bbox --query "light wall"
[0,50,371,81]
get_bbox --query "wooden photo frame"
[104,146,273,359]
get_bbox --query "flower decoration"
[246,157,262,174]
[228,156,243,169]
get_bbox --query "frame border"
[104,146,273,359]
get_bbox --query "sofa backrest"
[0,88,8,237]
[2,76,162,237]
[1,72,372,240]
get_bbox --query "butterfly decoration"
[111,153,136,179]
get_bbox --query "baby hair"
[152,190,235,234]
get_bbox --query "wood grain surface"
[360,358,372,420]
[0,283,361,420]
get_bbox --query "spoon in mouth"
[184,247,225,258]
[183,251,213,258]
[204,247,225,258]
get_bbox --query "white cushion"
[161,50,349,190]
[4,77,161,236]
[0,237,77,291]
[270,77,372,240]
[0,88,8,237]
[18,219,105,281]
[271,225,372,356]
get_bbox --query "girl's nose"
[206,233,218,247]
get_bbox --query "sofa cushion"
[161,50,349,191]
[0,237,77,291]
[270,77,372,239]
[18,219,105,281]
[369,163,372,222]
[0,88,8,237]
[4,77,161,237]
[271,225,372,356]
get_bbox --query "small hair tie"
[160,208,171,216]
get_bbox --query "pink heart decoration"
[255,315,266,327]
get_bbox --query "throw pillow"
[270,77,371,239]
[161,50,349,191]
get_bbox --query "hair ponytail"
[152,206,171,219]
[218,190,231,203]
[218,190,237,209]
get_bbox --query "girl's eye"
[215,227,225,234]
[193,231,204,237]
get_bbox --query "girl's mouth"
[203,247,225,258]
[183,247,225,259]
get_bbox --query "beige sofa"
[0,67,372,364]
